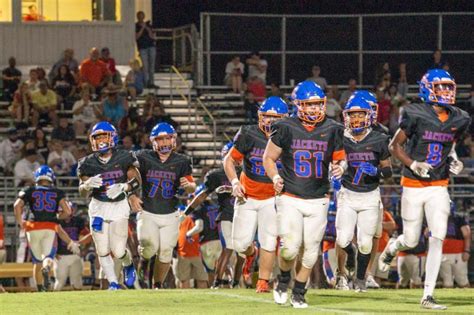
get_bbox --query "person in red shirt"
[375,89,391,127]
[246,77,266,102]
[80,48,111,95]
[100,48,121,86]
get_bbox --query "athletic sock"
[342,244,355,257]
[293,280,307,295]
[356,252,371,280]
[423,237,443,299]
[99,255,119,284]
[279,270,291,283]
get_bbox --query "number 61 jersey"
[134,149,193,214]
[399,103,471,185]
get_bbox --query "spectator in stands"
[36,67,48,86]
[9,82,32,124]
[145,103,178,133]
[23,4,44,21]
[2,57,22,101]
[125,59,145,103]
[142,94,160,119]
[307,65,328,91]
[0,214,5,293]
[0,128,24,175]
[79,47,110,96]
[100,47,121,85]
[397,63,408,98]
[431,49,445,69]
[51,115,76,147]
[375,62,390,87]
[339,78,357,105]
[14,149,40,185]
[224,56,244,93]
[266,82,284,99]
[98,84,128,126]
[136,11,157,88]
[376,88,391,127]
[121,135,139,151]
[33,127,49,162]
[31,81,58,127]
[49,48,79,82]
[246,76,266,102]
[246,52,268,84]
[52,65,77,110]
[26,68,40,93]
[119,107,143,136]
[72,87,98,137]
[244,92,259,124]
[15,122,29,142]
[48,139,76,176]
[325,88,342,121]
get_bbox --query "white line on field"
[205,291,366,315]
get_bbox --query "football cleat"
[290,290,308,309]
[354,278,367,293]
[123,264,137,289]
[335,274,350,290]
[256,279,270,293]
[211,279,222,290]
[108,282,121,291]
[231,280,240,289]
[421,296,447,310]
[41,266,50,291]
[273,275,289,305]
[366,274,380,289]
[378,238,397,273]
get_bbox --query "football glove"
[68,241,81,255]
[106,183,129,199]
[82,174,103,191]
[409,161,432,178]
[359,162,378,176]
[449,159,463,175]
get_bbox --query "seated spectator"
[23,5,44,21]
[98,84,128,126]
[26,68,40,93]
[119,107,143,136]
[376,88,391,127]
[14,149,40,186]
[246,52,267,84]
[9,82,32,124]
[49,48,79,82]
[145,103,178,133]
[243,92,259,124]
[125,59,145,102]
[79,47,111,96]
[375,62,390,87]
[33,127,49,162]
[47,139,76,176]
[325,89,342,121]
[72,88,99,137]
[100,47,121,85]
[224,56,244,93]
[339,78,357,105]
[142,94,161,120]
[36,67,48,86]
[266,82,284,98]
[31,81,58,127]
[307,65,328,91]
[51,115,76,147]
[246,76,266,102]
[15,122,30,142]
[0,128,24,175]
[52,64,77,109]
[2,57,22,101]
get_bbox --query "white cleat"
[378,238,397,273]
[290,292,308,309]
[335,274,350,290]
[273,288,288,305]
[421,296,447,310]
[366,275,380,289]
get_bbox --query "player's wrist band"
[127,178,140,192]
[272,174,282,184]
[377,167,393,179]
[231,178,240,186]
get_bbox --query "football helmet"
[221,141,234,159]
[353,90,378,122]
[90,122,118,153]
[150,122,177,154]
[34,165,56,184]
[343,96,373,133]
[291,81,326,125]
[419,69,456,106]
[258,96,289,136]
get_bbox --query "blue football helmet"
[221,141,234,159]
[34,165,56,184]
[150,122,177,154]
[258,96,289,136]
[353,90,378,122]
[291,81,326,125]
[343,96,373,133]
[419,69,456,106]
[90,122,119,153]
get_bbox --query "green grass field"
[0,288,473,314]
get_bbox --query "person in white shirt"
[224,56,244,93]
[47,140,76,176]
[72,88,99,137]
[246,52,268,84]
[14,149,40,186]
[0,128,24,174]
[307,66,328,91]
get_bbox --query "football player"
[263,81,346,308]
[129,122,195,289]
[379,69,471,309]
[185,142,244,289]
[224,96,289,293]
[13,165,80,291]
[77,122,141,290]
[335,96,392,292]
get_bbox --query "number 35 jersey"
[399,103,471,185]
[18,186,65,224]
[271,116,345,199]
[135,150,193,215]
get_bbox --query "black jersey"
[399,103,471,182]
[191,200,220,243]
[135,150,192,215]
[342,130,391,192]
[77,149,138,202]
[445,214,469,240]
[372,122,390,135]
[19,186,65,223]
[270,116,345,199]
[203,167,240,222]
[233,125,273,183]
[57,217,87,255]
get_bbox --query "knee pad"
[259,234,277,252]
[95,246,110,257]
[232,239,251,254]
[336,236,352,250]
[139,239,158,260]
[158,247,173,264]
[279,246,299,262]
[357,237,373,255]
[403,232,420,249]
[302,244,320,269]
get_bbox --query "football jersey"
[372,122,389,135]
[135,150,192,215]
[57,217,87,255]
[191,200,220,243]
[443,214,469,254]
[399,103,471,184]
[77,149,138,202]
[203,167,240,222]
[342,130,391,192]
[270,116,345,199]
[19,186,65,223]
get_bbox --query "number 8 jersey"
[134,149,193,214]
[399,103,471,185]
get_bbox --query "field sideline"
[0,288,473,314]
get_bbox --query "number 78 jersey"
[270,116,345,199]
[399,103,471,184]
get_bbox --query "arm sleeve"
[398,107,416,137]
[331,125,345,161]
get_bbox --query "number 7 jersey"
[399,103,471,185]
